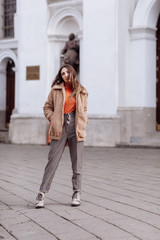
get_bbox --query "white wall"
[83,0,118,116]
[118,0,138,107]
[17,0,49,114]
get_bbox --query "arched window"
[3,0,16,38]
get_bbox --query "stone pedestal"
[85,115,120,147]
[118,107,156,144]
[9,114,48,145]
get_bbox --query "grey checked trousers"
[39,111,84,193]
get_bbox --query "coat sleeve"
[43,90,54,122]
[84,93,88,112]
[84,93,88,124]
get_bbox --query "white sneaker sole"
[35,202,44,209]
[71,200,81,207]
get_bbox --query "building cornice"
[48,0,82,8]
[0,38,18,49]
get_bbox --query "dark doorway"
[156,15,160,131]
[6,59,15,128]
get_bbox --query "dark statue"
[61,33,79,72]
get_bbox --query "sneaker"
[35,192,45,208]
[71,191,81,207]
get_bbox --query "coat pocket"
[49,112,62,138]
[76,113,87,138]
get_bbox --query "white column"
[129,27,156,107]
[0,65,6,112]
[82,0,118,116]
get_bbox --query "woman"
[35,64,88,208]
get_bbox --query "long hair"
[51,64,81,97]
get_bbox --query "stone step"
[0,129,9,143]
[117,132,160,148]
[123,133,160,148]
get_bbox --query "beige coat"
[43,82,88,142]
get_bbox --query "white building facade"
[0,0,160,146]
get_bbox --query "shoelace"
[36,193,43,201]
[72,191,80,200]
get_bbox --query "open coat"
[43,82,88,142]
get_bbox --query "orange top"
[64,87,76,114]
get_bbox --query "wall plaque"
[26,66,40,80]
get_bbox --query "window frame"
[2,0,16,39]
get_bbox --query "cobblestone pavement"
[0,144,160,240]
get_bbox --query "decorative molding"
[48,34,68,42]
[48,31,82,42]
[11,113,45,119]
[118,107,149,111]
[87,114,120,119]
[48,6,82,35]
[132,0,160,28]
[129,26,156,41]
[48,0,82,8]
[0,49,18,68]
[12,67,17,72]
[0,39,18,49]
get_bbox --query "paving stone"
[74,217,133,239]
[0,144,160,240]
[24,208,94,239]
[0,210,29,226]
[6,221,57,240]
[56,231,99,240]
[0,226,15,240]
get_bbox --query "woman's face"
[61,67,70,83]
